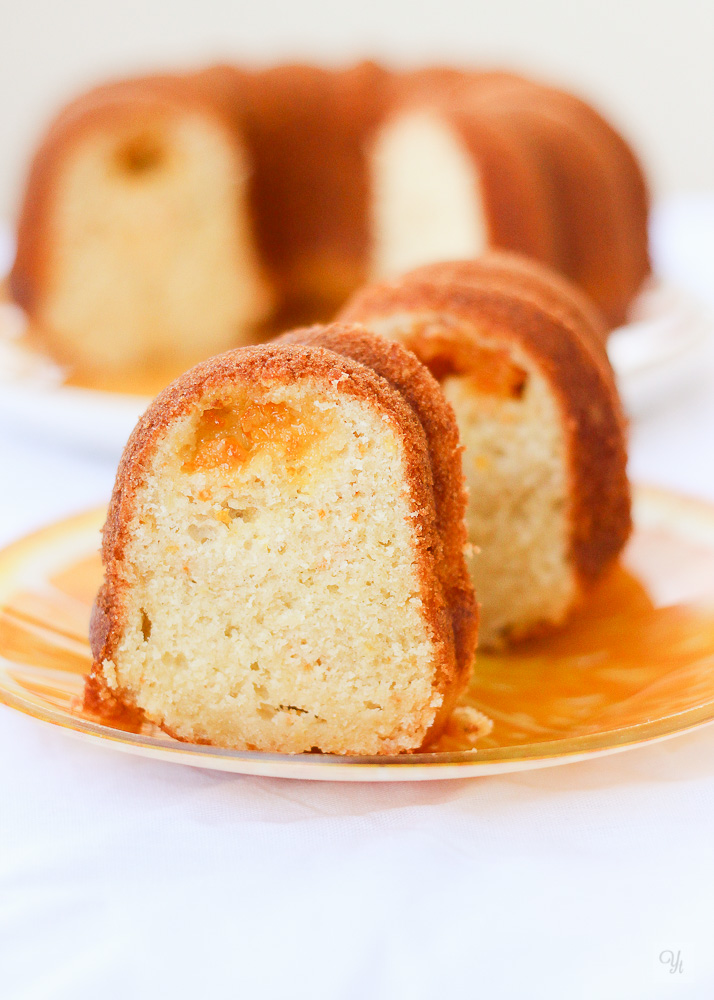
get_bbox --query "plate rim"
[2,484,714,780]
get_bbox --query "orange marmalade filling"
[402,325,527,399]
[183,401,325,474]
[113,132,167,178]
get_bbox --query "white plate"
[0,303,150,455]
[608,280,714,416]
[1,237,711,457]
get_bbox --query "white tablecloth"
[2,197,714,1000]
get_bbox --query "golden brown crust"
[448,105,558,267]
[400,252,610,353]
[207,62,391,312]
[338,258,632,594]
[466,73,650,325]
[212,60,389,306]
[86,333,471,750]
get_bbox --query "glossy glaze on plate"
[1,486,714,780]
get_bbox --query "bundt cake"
[10,63,650,385]
[339,253,632,647]
[85,326,478,754]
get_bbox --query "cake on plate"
[85,327,478,754]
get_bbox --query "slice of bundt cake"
[11,75,273,383]
[85,328,477,754]
[368,84,557,282]
[339,254,632,647]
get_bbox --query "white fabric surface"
[2,196,714,999]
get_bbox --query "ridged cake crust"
[226,62,391,314]
[350,251,610,356]
[467,73,651,325]
[371,66,649,325]
[339,256,632,641]
[86,330,476,753]
[11,62,650,381]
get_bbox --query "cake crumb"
[443,705,493,745]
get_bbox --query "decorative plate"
[1,485,714,780]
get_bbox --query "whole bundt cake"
[339,253,632,647]
[10,63,650,385]
[85,326,478,754]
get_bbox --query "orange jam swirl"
[183,401,326,474]
[402,323,527,399]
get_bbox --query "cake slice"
[339,255,631,647]
[368,90,557,282]
[85,329,477,754]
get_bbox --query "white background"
[2,0,714,219]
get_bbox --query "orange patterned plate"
[2,485,714,781]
